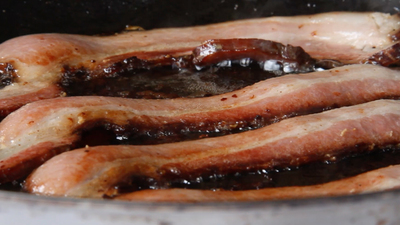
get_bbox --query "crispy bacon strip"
[1,64,400,182]
[114,165,400,202]
[0,12,399,117]
[191,39,315,74]
[24,100,400,198]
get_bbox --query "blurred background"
[0,0,399,43]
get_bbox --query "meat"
[0,12,399,118]
[59,38,317,99]
[1,11,400,201]
[1,64,400,182]
[113,165,400,202]
[24,99,400,198]
[191,39,315,74]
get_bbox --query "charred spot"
[365,43,400,66]
[0,63,16,89]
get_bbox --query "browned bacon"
[24,100,400,198]
[192,39,315,74]
[1,64,400,182]
[113,165,400,202]
[0,12,399,118]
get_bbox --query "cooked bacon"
[24,99,400,198]
[0,12,399,118]
[59,38,317,99]
[1,64,400,182]
[191,39,315,74]
[113,165,400,202]
[0,85,63,120]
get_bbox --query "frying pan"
[1,0,399,43]
[0,0,400,224]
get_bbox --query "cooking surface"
[1,188,400,225]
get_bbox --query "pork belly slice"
[1,64,400,183]
[0,12,399,117]
[24,99,400,198]
[113,165,400,202]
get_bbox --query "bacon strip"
[114,165,400,202]
[0,12,399,117]
[59,38,317,98]
[24,99,400,198]
[191,39,315,74]
[1,64,400,182]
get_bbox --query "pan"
[0,0,400,224]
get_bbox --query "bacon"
[113,165,400,202]
[59,38,317,99]
[0,64,400,182]
[0,12,399,118]
[24,99,400,198]
[191,39,315,74]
